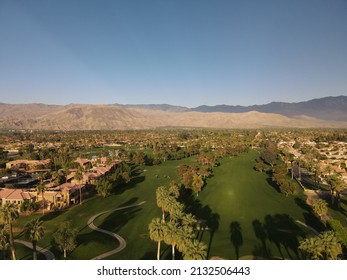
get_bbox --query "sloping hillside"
[192,96,347,121]
[0,103,346,130]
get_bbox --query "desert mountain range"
[0,96,346,130]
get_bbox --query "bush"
[20,200,39,212]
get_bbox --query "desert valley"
[0,96,346,260]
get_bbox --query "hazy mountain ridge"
[0,96,346,130]
[191,96,347,121]
[119,103,189,112]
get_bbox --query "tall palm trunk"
[157,241,161,260]
[8,223,16,260]
[79,187,82,205]
[330,186,334,205]
[161,209,165,222]
[172,243,176,260]
[291,165,294,179]
[32,240,37,260]
[42,192,45,215]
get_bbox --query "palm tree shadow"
[266,177,280,193]
[264,214,304,259]
[181,189,219,259]
[252,219,269,258]
[294,197,325,232]
[230,221,243,259]
[112,176,145,195]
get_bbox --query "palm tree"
[95,177,112,198]
[74,168,84,205]
[176,223,195,254]
[168,181,180,199]
[182,239,207,260]
[166,199,183,222]
[181,213,197,228]
[299,231,342,260]
[326,173,344,206]
[192,174,204,197]
[156,186,169,222]
[148,218,165,260]
[312,199,328,221]
[296,158,303,181]
[24,218,45,260]
[299,234,323,260]
[320,231,342,260]
[163,221,181,260]
[0,203,19,260]
[74,168,83,184]
[312,163,321,187]
[0,225,9,259]
[36,182,46,214]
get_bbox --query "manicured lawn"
[13,151,323,260]
[195,150,322,259]
[14,244,45,260]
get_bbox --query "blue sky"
[0,0,346,107]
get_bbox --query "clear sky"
[0,0,346,107]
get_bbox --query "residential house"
[45,183,84,208]
[6,159,51,170]
[0,188,36,207]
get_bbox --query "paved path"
[14,239,55,260]
[295,220,320,236]
[87,201,146,260]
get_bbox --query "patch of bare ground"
[304,190,319,206]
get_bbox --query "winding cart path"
[14,239,55,260]
[87,201,146,260]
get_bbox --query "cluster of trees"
[176,165,206,197]
[325,173,345,208]
[299,231,342,260]
[0,202,77,259]
[311,198,328,220]
[254,140,279,172]
[254,142,298,197]
[95,162,132,198]
[300,200,347,259]
[271,164,298,197]
[19,200,39,213]
[149,182,207,260]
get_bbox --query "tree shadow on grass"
[112,175,145,195]
[266,178,280,193]
[117,197,139,208]
[252,219,270,259]
[140,250,157,260]
[263,214,304,259]
[40,210,64,222]
[252,245,272,260]
[74,206,141,259]
[98,206,142,233]
[230,221,243,259]
[182,190,219,259]
[294,197,325,233]
[74,231,117,259]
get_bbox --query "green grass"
[13,157,195,260]
[13,152,325,260]
[194,150,323,259]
